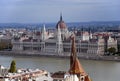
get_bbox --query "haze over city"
[0,0,120,23]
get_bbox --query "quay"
[0,51,120,62]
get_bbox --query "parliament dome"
[56,14,67,29]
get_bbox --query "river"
[0,55,120,81]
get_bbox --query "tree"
[117,44,120,53]
[107,47,116,55]
[9,60,16,73]
[0,42,13,51]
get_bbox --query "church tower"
[64,35,92,81]
[56,25,63,54]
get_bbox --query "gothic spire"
[41,24,46,41]
[57,25,62,43]
[56,25,63,54]
[69,35,86,75]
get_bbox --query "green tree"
[107,47,116,55]
[0,42,12,50]
[117,44,120,52]
[8,43,13,49]
[9,60,16,73]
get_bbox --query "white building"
[0,65,8,76]
[0,66,53,81]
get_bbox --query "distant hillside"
[0,21,120,29]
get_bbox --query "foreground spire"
[70,35,76,70]
[68,34,92,81]
[69,35,86,75]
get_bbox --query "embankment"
[0,51,120,62]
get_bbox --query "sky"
[0,0,120,23]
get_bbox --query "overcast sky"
[0,0,120,23]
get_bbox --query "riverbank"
[0,51,120,62]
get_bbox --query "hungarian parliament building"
[12,15,118,56]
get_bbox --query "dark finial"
[60,12,62,21]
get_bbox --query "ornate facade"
[12,15,118,56]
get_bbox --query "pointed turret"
[41,24,47,41]
[89,27,92,39]
[56,25,63,54]
[57,25,62,44]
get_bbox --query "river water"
[0,55,120,81]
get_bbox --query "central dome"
[56,14,67,29]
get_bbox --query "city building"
[12,15,118,56]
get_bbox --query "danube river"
[0,55,120,81]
